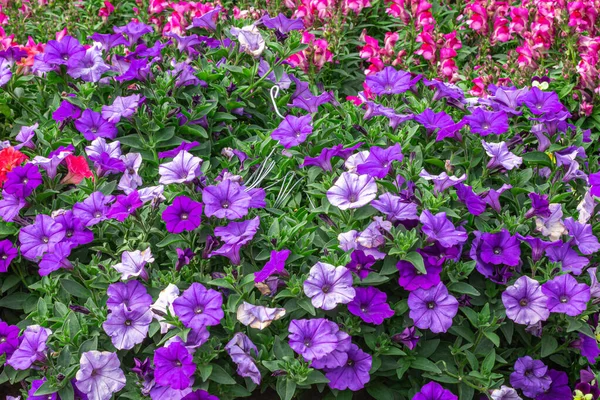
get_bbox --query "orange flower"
[61,155,93,185]
[0,147,28,186]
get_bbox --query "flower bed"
[0,2,599,400]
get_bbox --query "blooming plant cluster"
[1,1,600,400]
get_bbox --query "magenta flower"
[356,144,403,178]
[303,262,356,310]
[225,332,261,384]
[482,140,523,170]
[107,191,143,222]
[18,214,65,260]
[347,287,394,324]
[327,172,377,210]
[254,249,291,283]
[345,250,376,280]
[202,180,251,220]
[7,325,51,370]
[324,344,372,391]
[162,196,203,233]
[541,274,590,316]
[408,282,458,333]
[4,164,43,198]
[52,100,81,123]
[0,239,18,273]
[154,342,196,390]
[75,351,126,400]
[271,115,313,149]
[173,282,224,330]
[159,150,202,185]
[182,390,219,400]
[102,304,152,350]
[107,280,152,311]
[510,356,551,398]
[502,276,549,325]
[112,249,154,280]
[414,381,458,400]
[419,210,467,248]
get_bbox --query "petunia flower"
[288,318,343,361]
[419,169,466,193]
[202,180,251,220]
[300,143,363,172]
[535,203,566,241]
[28,378,57,400]
[230,25,265,57]
[113,20,153,45]
[67,45,111,82]
[43,35,85,66]
[490,386,521,400]
[89,32,128,51]
[478,229,521,267]
[521,87,564,115]
[365,66,421,95]
[159,150,202,185]
[541,274,590,316]
[152,283,180,334]
[397,258,442,291]
[15,123,37,150]
[187,6,221,31]
[482,140,522,170]
[323,344,372,391]
[118,152,143,193]
[225,333,261,384]
[327,172,377,210]
[162,195,203,233]
[356,143,403,178]
[0,191,26,222]
[3,163,42,198]
[347,287,394,324]
[73,191,115,226]
[209,216,260,265]
[464,108,509,136]
[62,155,94,185]
[176,248,195,271]
[158,142,200,159]
[391,327,420,350]
[0,321,19,356]
[413,381,458,400]
[236,302,286,330]
[516,234,560,262]
[408,282,458,333]
[0,239,18,273]
[102,304,152,350]
[502,276,549,325]
[173,282,224,330]
[254,249,291,283]
[154,342,196,390]
[536,369,571,400]
[38,242,73,276]
[101,94,143,123]
[182,390,219,400]
[345,250,376,280]
[107,191,143,222]
[509,356,551,398]
[564,217,600,255]
[262,13,304,33]
[113,249,154,280]
[7,325,51,370]
[52,100,81,123]
[18,214,65,260]
[419,210,467,248]
[75,109,118,141]
[545,241,588,275]
[270,115,313,149]
[75,351,126,400]
[107,280,152,311]
[303,262,356,310]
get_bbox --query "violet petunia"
[101,94,143,123]
[0,191,26,222]
[521,87,564,115]
[158,141,200,159]
[154,342,196,390]
[75,351,126,400]
[159,150,202,185]
[541,274,590,316]
[413,381,458,400]
[225,332,262,384]
[7,325,51,370]
[408,282,458,333]
[173,282,224,330]
[482,140,522,170]
[397,258,442,291]
[288,318,342,361]
[419,170,466,193]
[4,163,43,198]
[107,280,152,311]
[303,262,356,310]
[564,217,600,255]
[102,304,152,350]
[0,321,19,356]
[545,241,589,275]
[107,191,143,222]
[365,66,421,95]
[324,344,372,391]
[152,283,180,334]
[356,143,403,178]
[270,115,313,149]
[15,123,37,150]
[18,214,65,260]
[162,195,203,233]
[254,249,291,283]
[209,216,260,264]
[347,286,394,324]
[73,191,115,226]
[52,100,81,123]
[536,369,571,400]
[262,13,304,33]
[345,250,376,280]
[419,210,467,248]
[502,276,549,325]
[113,21,154,46]
[327,172,377,210]
[28,378,57,400]
[464,108,509,136]
[479,229,521,267]
[202,180,251,220]
[392,327,420,350]
[112,249,154,280]
[509,356,551,398]
[0,239,18,273]
[75,109,118,141]
[38,241,73,276]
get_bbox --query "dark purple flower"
[324,344,372,391]
[363,101,414,129]
[0,321,19,356]
[103,304,152,350]
[479,229,521,266]
[413,381,458,400]
[419,210,467,248]
[470,231,514,284]
[225,332,261,384]
[162,196,203,233]
[209,216,260,264]
[392,326,420,350]
[107,191,143,222]
[288,318,342,361]
[303,262,355,310]
[482,184,512,212]
[510,356,551,398]
[18,214,65,260]
[482,140,523,170]
[574,333,600,364]
[43,35,85,66]
[75,351,126,400]
[347,286,394,324]
[52,100,81,123]
[202,180,251,220]
[545,242,588,275]
[271,115,313,149]
[173,282,224,330]
[356,144,403,178]
[408,282,458,333]
[502,276,549,325]
[516,234,560,261]
[455,183,487,215]
[345,250,375,280]
[464,108,509,136]
[75,109,118,141]
[154,342,196,390]
[536,369,571,400]
[262,13,304,33]
[54,210,93,246]
[28,378,57,400]
[38,241,73,276]
[183,390,219,400]
[89,32,128,51]
[522,87,564,115]
[397,258,442,291]
[366,67,421,95]
[300,143,362,172]
[255,249,291,283]
[73,191,115,226]
[107,280,152,312]
[7,325,51,370]
[541,274,590,316]
[175,248,195,271]
[0,239,18,273]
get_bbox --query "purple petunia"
[225,332,262,384]
[522,87,564,115]
[159,150,202,185]
[365,66,421,95]
[4,163,43,198]
[18,214,65,260]
[75,351,126,400]
[288,318,344,361]
[324,344,372,391]
[38,241,73,276]
[419,210,467,248]
[112,248,154,280]
[107,280,152,311]
[464,108,509,136]
[502,276,549,325]
[254,249,291,283]
[482,140,523,170]
[271,115,313,149]
[28,378,58,400]
[346,250,376,280]
[356,144,403,178]
[536,369,571,400]
[397,258,442,291]
[0,191,26,222]
[202,180,251,220]
[0,321,19,356]
[371,192,418,223]
[75,109,118,141]
[479,229,521,267]
[107,191,143,222]
[7,325,51,370]
[154,342,196,390]
[510,356,551,398]
[347,286,394,324]
[52,100,81,123]
[173,282,224,330]
[564,217,600,255]
[545,241,588,275]
[102,304,152,350]
[0,239,18,273]
[162,195,203,233]
[209,216,260,265]
[413,381,458,400]
[392,326,420,350]
[541,274,590,316]
[262,13,304,33]
[408,282,458,333]
[327,172,377,210]
[303,262,356,310]
[73,191,115,226]
[101,94,144,123]
[419,169,466,193]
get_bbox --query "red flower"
[0,147,28,186]
[61,155,93,185]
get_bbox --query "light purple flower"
[75,351,126,400]
[408,282,458,333]
[541,274,590,316]
[173,282,224,330]
[113,249,154,280]
[159,150,202,185]
[356,143,403,178]
[419,210,467,248]
[18,214,65,260]
[202,180,251,220]
[419,170,466,193]
[509,356,551,398]
[73,191,115,226]
[324,344,372,391]
[288,318,343,361]
[107,280,152,311]
[271,115,313,149]
[15,123,37,149]
[327,172,377,210]
[0,191,26,222]
[502,276,549,325]
[371,192,418,222]
[303,262,355,310]
[236,301,286,330]
[103,304,152,350]
[7,325,51,370]
[209,216,260,265]
[101,94,143,123]
[482,140,522,170]
[225,332,261,384]
[564,217,600,255]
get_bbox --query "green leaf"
[58,382,74,400]
[522,151,552,167]
[402,252,426,275]
[481,349,495,374]
[198,364,213,382]
[273,336,294,359]
[155,127,175,143]
[209,364,236,385]
[303,370,329,385]
[411,357,441,374]
[276,378,296,400]
[448,282,480,297]
[366,384,396,400]
[35,380,59,396]
[298,297,316,316]
[61,280,91,299]
[483,331,500,347]
[79,337,98,355]
[0,292,28,310]
[541,335,558,357]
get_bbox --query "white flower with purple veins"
[85,137,121,160]
[158,150,202,185]
[75,351,126,400]
[327,172,378,210]
[303,262,356,310]
[236,301,286,330]
[118,153,143,193]
[113,248,154,280]
[152,283,180,334]
[535,203,566,241]
[344,150,370,173]
[101,94,143,123]
[481,140,523,170]
[230,25,265,57]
